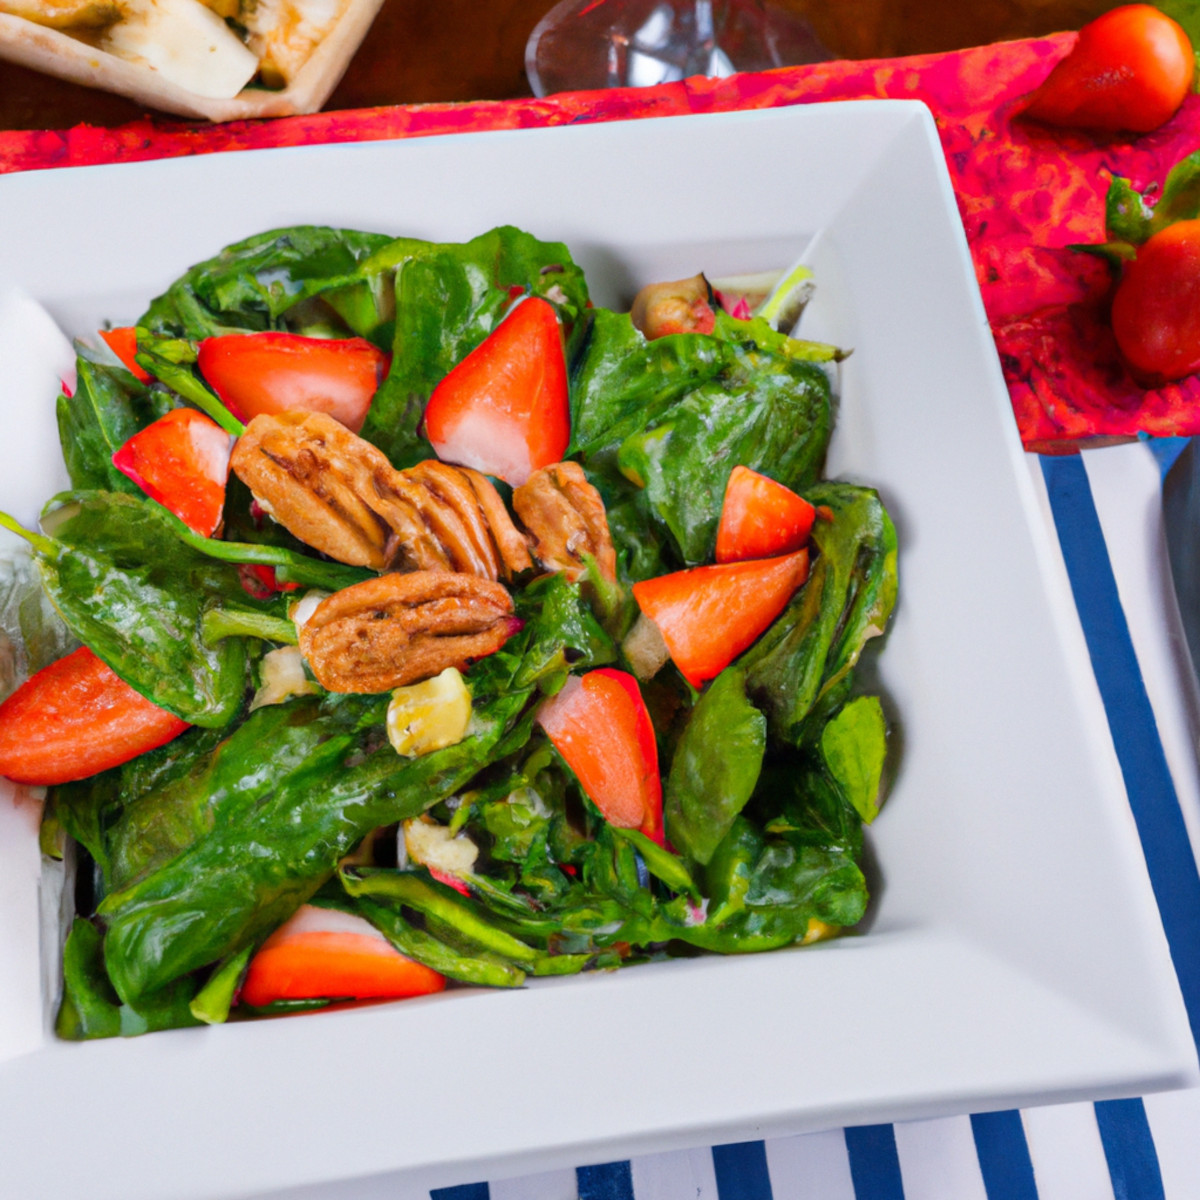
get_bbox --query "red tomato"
[536,668,664,844]
[715,465,816,563]
[632,551,810,689]
[0,647,189,786]
[197,332,388,433]
[1111,219,1200,382]
[1022,4,1193,133]
[423,297,569,487]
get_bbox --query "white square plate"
[0,102,1194,1200]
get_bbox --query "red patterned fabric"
[6,34,1200,450]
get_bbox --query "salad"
[0,224,897,1038]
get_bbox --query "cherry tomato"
[1111,218,1200,382]
[1022,4,1193,134]
[197,332,388,433]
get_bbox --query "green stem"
[0,509,57,557]
[612,827,701,902]
[341,868,540,968]
[190,945,253,1025]
[357,898,525,989]
[151,502,369,591]
[201,608,298,647]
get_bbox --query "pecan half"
[513,462,617,583]
[299,571,519,693]
[376,460,532,580]
[230,413,532,581]
[230,411,395,569]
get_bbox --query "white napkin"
[0,286,75,1063]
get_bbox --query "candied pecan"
[231,412,531,580]
[512,462,617,583]
[230,411,395,569]
[299,572,520,693]
[375,460,532,580]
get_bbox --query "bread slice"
[0,0,384,122]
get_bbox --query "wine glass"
[525,0,831,97]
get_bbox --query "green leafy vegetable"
[0,492,251,726]
[820,695,887,824]
[616,347,831,563]
[568,309,732,456]
[57,358,175,492]
[139,225,395,341]
[56,918,200,1040]
[99,689,530,1002]
[664,667,766,865]
[359,226,590,466]
[741,483,898,743]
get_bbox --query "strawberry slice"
[0,647,189,785]
[113,408,233,537]
[715,465,816,563]
[100,327,151,383]
[423,296,569,487]
[237,564,300,599]
[536,668,664,844]
[632,551,810,688]
[197,332,389,434]
[240,904,445,1007]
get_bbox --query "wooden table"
[0,0,1115,131]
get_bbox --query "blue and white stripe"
[422,443,1200,1200]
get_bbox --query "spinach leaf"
[359,227,589,467]
[0,548,78,703]
[710,310,842,364]
[4,492,253,726]
[616,347,831,563]
[140,226,395,341]
[820,695,887,824]
[740,483,898,743]
[664,667,766,865]
[57,358,175,492]
[106,695,375,890]
[99,689,531,1002]
[508,571,616,692]
[569,309,732,456]
[56,918,199,1040]
[673,813,867,953]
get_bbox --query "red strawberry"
[632,551,810,688]
[100,327,151,383]
[237,564,300,599]
[113,407,233,537]
[197,332,388,434]
[715,466,816,563]
[536,668,663,844]
[423,297,569,486]
[240,904,445,1007]
[0,647,189,785]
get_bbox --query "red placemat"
[5,35,1200,452]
